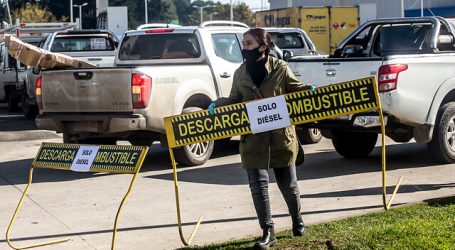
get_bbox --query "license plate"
[71,121,99,132]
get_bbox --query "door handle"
[220,72,230,78]
[326,69,336,76]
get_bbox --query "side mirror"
[340,45,363,57]
[282,50,293,62]
[32,67,41,75]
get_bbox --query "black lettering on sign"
[165,77,379,148]
[32,143,148,174]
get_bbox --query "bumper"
[36,114,147,134]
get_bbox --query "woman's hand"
[208,103,216,115]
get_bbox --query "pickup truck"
[287,16,455,163]
[36,21,251,166]
[21,30,119,118]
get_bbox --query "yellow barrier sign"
[165,77,378,148]
[7,143,148,250]
[32,143,147,173]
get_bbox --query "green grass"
[179,197,455,250]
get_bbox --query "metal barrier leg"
[169,148,203,246]
[377,95,403,210]
[6,166,70,249]
[111,167,143,250]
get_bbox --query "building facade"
[268,0,455,20]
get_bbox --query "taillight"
[36,76,43,110]
[132,74,152,109]
[144,28,174,33]
[378,64,408,92]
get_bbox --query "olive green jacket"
[214,56,308,169]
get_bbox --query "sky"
[213,0,270,12]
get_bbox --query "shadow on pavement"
[0,202,401,245]
[147,143,442,186]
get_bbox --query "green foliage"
[12,4,58,23]
[1,0,254,29]
[179,197,455,250]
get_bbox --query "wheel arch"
[426,77,455,126]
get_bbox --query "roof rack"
[199,21,250,29]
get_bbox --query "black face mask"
[242,47,267,86]
[242,47,262,64]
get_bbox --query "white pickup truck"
[287,16,455,163]
[36,21,253,166]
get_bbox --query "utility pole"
[145,0,148,24]
[230,0,233,22]
[70,0,73,22]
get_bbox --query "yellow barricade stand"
[6,143,148,250]
[164,76,403,246]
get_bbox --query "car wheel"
[174,140,214,166]
[173,106,214,166]
[331,130,377,158]
[427,102,455,163]
[21,94,38,118]
[297,127,322,144]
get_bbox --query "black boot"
[292,215,305,237]
[254,227,277,250]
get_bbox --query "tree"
[147,0,178,24]
[186,2,254,27]
[12,4,58,23]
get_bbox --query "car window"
[373,23,433,56]
[211,33,243,63]
[269,32,305,49]
[118,33,201,60]
[51,36,115,52]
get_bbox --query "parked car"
[264,27,321,56]
[287,16,455,163]
[22,29,119,118]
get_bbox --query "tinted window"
[212,34,243,63]
[269,32,304,49]
[51,36,115,52]
[373,24,433,55]
[119,33,201,60]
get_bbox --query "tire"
[297,127,322,144]
[174,140,214,166]
[173,106,214,166]
[21,94,38,118]
[7,91,19,112]
[331,130,377,158]
[427,102,455,163]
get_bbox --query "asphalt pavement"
[0,104,453,250]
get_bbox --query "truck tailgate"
[289,58,383,86]
[41,68,133,113]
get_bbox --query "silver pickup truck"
[288,17,455,163]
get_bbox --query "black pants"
[247,166,301,229]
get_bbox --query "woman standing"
[210,28,312,249]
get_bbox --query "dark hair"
[244,28,274,54]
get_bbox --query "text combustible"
[287,88,370,115]
[178,111,250,136]
[40,149,138,165]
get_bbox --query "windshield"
[51,36,115,52]
[118,33,201,60]
[269,32,305,49]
